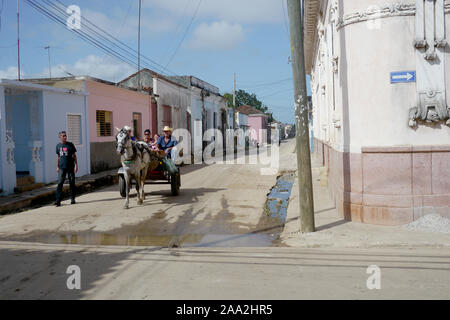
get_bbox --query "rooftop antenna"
[137,0,141,91]
[44,46,52,78]
[17,0,21,80]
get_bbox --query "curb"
[0,173,119,216]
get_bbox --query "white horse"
[116,127,153,209]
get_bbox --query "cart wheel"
[119,175,127,198]
[170,172,180,196]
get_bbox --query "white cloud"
[143,0,284,24]
[37,55,135,82]
[82,8,177,38]
[0,66,24,79]
[187,21,244,51]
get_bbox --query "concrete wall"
[9,93,32,172]
[153,77,189,134]
[90,141,121,173]
[41,90,89,183]
[86,80,151,142]
[309,0,450,225]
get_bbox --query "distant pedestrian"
[55,131,78,206]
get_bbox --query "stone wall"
[314,138,450,226]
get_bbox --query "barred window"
[96,110,112,137]
[67,114,82,145]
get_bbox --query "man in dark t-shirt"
[55,131,78,206]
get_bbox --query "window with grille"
[96,110,112,137]
[67,114,82,145]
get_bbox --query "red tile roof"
[237,105,265,115]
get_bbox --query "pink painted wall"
[86,80,152,142]
[248,115,268,145]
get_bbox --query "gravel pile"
[403,214,450,234]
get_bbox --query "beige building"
[305,0,450,225]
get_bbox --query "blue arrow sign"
[390,71,416,83]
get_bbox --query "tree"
[224,89,276,122]
[223,93,234,109]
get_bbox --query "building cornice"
[304,0,321,74]
[304,0,450,74]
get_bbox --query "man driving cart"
[155,126,178,163]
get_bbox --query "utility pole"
[17,0,21,80]
[137,0,142,91]
[233,73,236,107]
[44,46,52,78]
[287,0,315,233]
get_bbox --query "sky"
[0,0,311,124]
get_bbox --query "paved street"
[0,153,280,247]
[0,139,449,299]
[1,242,449,299]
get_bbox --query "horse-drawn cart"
[118,154,181,197]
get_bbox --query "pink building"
[237,105,270,146]
[31,76,155,172]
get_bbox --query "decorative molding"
[336,3,416,30]
[7,145,15,165]
[336,2,450,31]
[409,90,450,127]
[331,55,339,73]
[330,0,339,23]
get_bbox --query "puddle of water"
[2,173,295,248]
[265,172,295,223]
[7,231,277,248]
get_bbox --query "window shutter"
[96,110,112,136]
[67,114,82,145]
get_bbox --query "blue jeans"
[56,168,76,203]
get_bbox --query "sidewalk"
[278,142,450,248]
[0,169,119,215]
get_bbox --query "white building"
[306,0,450,225]
[118,69,190,136]
[235,111,249,148]
[168,76,231,159]
[0,80,90,195]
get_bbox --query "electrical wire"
[160,0,193,64]
[54,0,176,75]
[240,77,292,89]
[281,0,290,39]
[164,0,203,69]
[26,0,141,69]
[25,0,177,76]
[259,87,294,99]
[89,0,135,76]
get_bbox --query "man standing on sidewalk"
[55,131,78,207]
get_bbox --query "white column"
[0,86,17,194]
[28,140,43,183]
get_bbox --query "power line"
[259,87,294,99]
[0,44,16,49]
[240,77,292,89]
[281,0,290,38]
[160,0,193,64]
[25,0,177,77]
[90,0,134,76]
[165,0,203,69]
[53,0,176,76]
[0,0,4,32]
[26,0,139,70]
